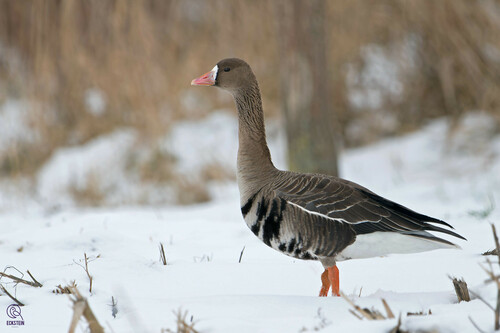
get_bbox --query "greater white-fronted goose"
[191,58,465,297]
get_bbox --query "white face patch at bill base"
[212,65,218,81]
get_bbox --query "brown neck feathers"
[233,81,276,183]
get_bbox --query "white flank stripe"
[285,200,348,224]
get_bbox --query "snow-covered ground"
[1,112,499,332]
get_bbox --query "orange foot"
[318,265,340,297]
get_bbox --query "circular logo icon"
[6,304,23,320]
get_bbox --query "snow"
[0,100,36,154]
[163,110,286,176]
[344,37,420,144]
[36,129,138,207]
[28,110,286,209]
[346,39,417,110]
[163,111,239,176]
[1,113,499,332]
[84,88,107,117]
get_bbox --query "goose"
[191,58,465,296]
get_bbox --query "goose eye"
[224,67,230,72]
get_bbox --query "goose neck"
[234,84,276,181]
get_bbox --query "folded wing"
[274,174,466,246]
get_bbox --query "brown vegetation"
[469,224,500,332]
[451,277,471,302]
[162,308,200,333]
[0,0,499,199]
[0,267,43,306]
[68,286,105,333]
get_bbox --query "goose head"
[191,58,256,94]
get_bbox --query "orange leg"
[318,265,340,297]
[319,269,330,297]
[328,265,340,296]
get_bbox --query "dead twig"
[471,224,500,331]
[159,243,167,265]
[348,309,363,320]
[110,296,118,318]
[162,308,199,333]
[0,271,42,288]
[469,315,486,333]
[491,224,500,330]
[84,254,93,293]
[53,285,73,294]
[341,292,373,320]
[69,300,86,333]
[492,224,500,263]
[53,281,77,294]
[382,298,395,319]
[341,292,385,320]
[68,285,105,333]
[74,253,99,293]
[193,254,212,263]
[342,293,408,329]
[407,309,431,316]
[389,314,408,333]
[0,284,24,306]
[298,307,331,332]
[469,290,495,312]
[450,276,471,302]
[238,246,245,263]
[26,270,43,287]
[482,249,499,256]
[480,259,500,286]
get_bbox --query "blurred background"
[0,0,499,209]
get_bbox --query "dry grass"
[73,253,100,293]
[483,249,500,256]
[173,178,211,205]
[407,310,432,316]
[200,162,235,182]
[68,172,106,206]
[324,0,500,144]
[342,293,395,321]
[298,308,331,332]
[68,285,105,333]
[0,284,24,306]
[159,242,167,265]
[399,1,500,128]
[0,267,43,306]
[0,0,280,179]
[0,269,42,288]
[451,277,471,302]
[0,0,499,204]
[138,149,178,184]
[342,293,438,332]
[53,281,77,295]
[469,224,500,332]
[162,308,200,333]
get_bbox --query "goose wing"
[274,173,465,245]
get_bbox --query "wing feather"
[274,173,466,242]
